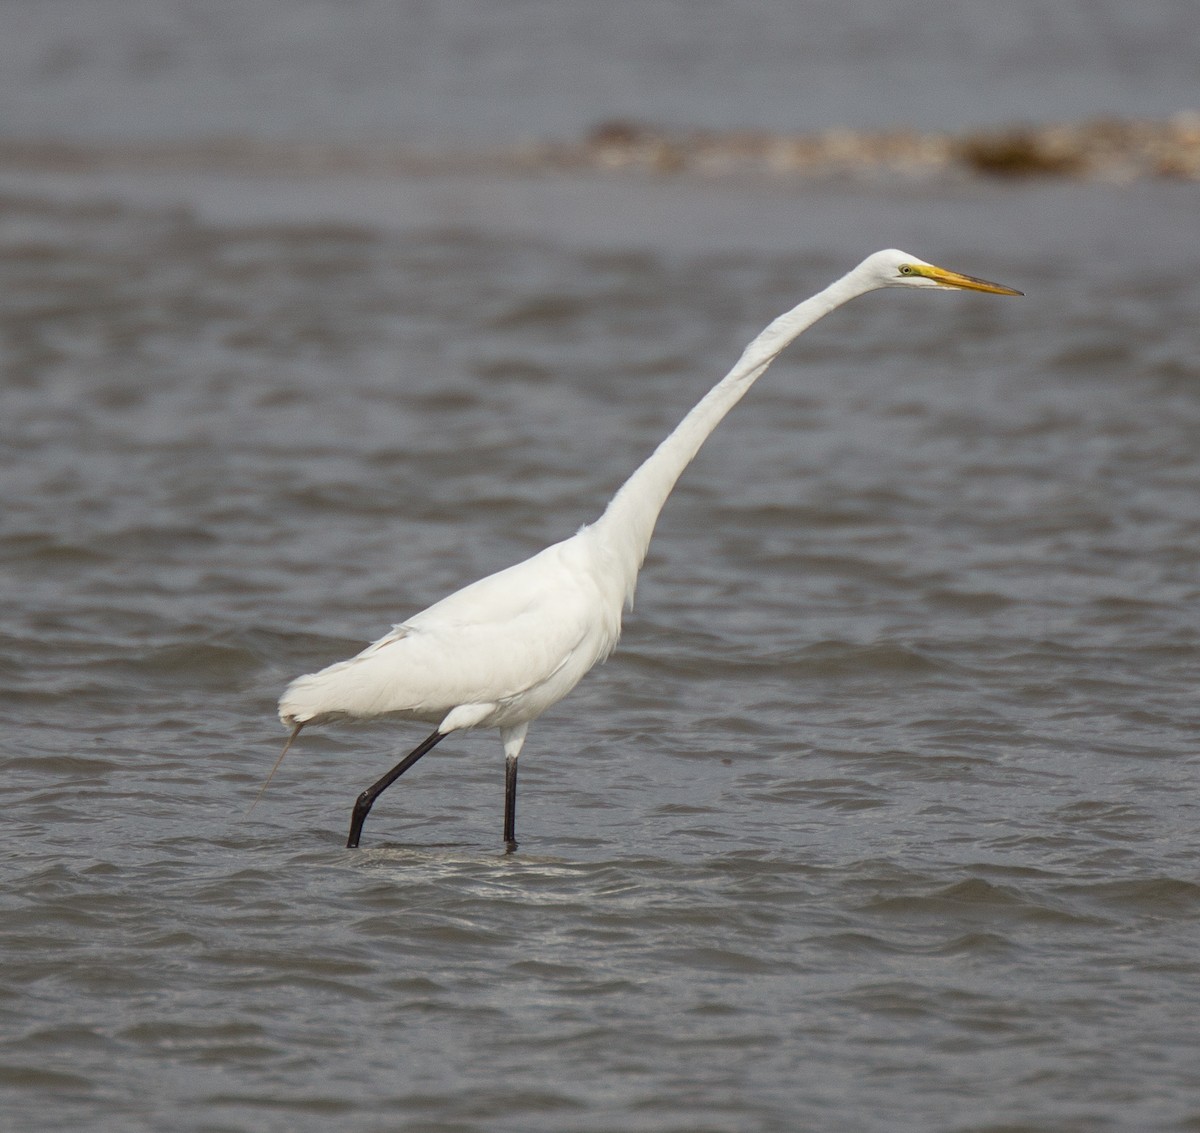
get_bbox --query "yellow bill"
[911,263,1024,296]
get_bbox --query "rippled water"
[2,172,1199,1131]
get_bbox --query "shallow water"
[2,170,1199,1132]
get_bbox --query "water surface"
[2,173,1199,1132]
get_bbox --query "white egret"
[271,249,1021,849]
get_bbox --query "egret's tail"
[248,722,304,814]
[276,649,398,727]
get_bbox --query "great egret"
[271,249,1021,849]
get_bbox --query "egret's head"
[861,249,1023,296]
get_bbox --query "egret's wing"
[279,539,616,725]
[373,584,599,711]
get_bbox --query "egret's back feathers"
[278,528,626,732]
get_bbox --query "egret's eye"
[898,264,916,276]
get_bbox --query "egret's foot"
[347,791,373,848]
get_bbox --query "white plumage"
[269,249,1021,848]
[281,532,622,732]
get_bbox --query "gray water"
[3,4,1200,1133]
[2,0,1198,143]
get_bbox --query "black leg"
[503,754,518,851]
[347,730,445,848]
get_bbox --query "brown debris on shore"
[558,113,1200,182]
[0,115,1197,182]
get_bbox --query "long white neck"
[588,266,874,602]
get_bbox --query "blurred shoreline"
[1,114,1198,184]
